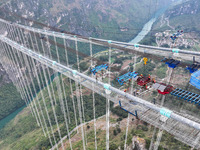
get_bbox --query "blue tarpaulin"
[190,70,200,90]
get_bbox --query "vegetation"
[0,65,194,150]
[0,1,199,149]
[140,36,157,46]
[113,56,130,64]
[153,0,200,36]
[0,83,24,120]
[0,66,55,121]
[137,60,156,76]
[161,44,170,48]
[73,62,89,72]
[65,113,191,150]
[156,64,167,79]
[0,76,113,149]
[111,106,128,119]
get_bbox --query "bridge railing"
[1,18,200,149]
[1,35,200,131]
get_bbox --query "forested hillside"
[0,0,170,41]
[0,0,172,121]
[0,74,110,149]
[154,0,200,33]
[0,64,24,120]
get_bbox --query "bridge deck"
[122,101,200,149]
[1,30,200,148]
[74,73,200,149]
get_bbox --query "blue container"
[190,70,200,90]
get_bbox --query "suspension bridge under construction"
[0,17,200,150]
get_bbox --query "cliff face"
[154,0,200,33]
[0,0,170,41]
[0,64,11,86]
[166,0,199,17]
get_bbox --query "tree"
[117,128,121,133]
[113,129,118,136]
[145,138,151,149]
[111,106,128,118]
[127,134,132,145]
[117,117,122,122]
[110,143,118,150]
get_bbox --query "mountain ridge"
[153,0,200,33]
[0,0,171,41]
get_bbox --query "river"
[0,4,173,130]
[129,6,169,44]
[0,72,60,130]
[129,0,185,44]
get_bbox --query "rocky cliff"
[154,0,200,33]
[0,0,170,41]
